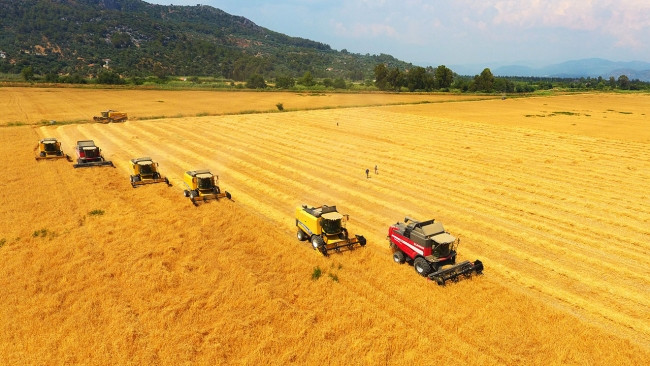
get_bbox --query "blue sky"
[147,1,650,68]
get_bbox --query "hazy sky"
[147,1,650,68]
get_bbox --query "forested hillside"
[0,0,411,80]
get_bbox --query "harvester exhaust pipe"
[404,216,420,224]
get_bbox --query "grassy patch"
[89,209,105,216]
[311,266,322,280]
[328,273,339,282]
[553,111,580,116]
[0,238,5,248]
[32,228,48,237]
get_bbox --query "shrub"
[89,209,105,216]
[276,103,284,111]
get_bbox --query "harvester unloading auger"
[388,217,483,285]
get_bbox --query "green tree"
[97,70,124,84]
[473,68,495,92]
[434,65,454,89]
[405,66,431,91]
[374,63,389,90]
[21,66,34,81]
[297,71,315,86]
[44,72,59,83]
[608,76,616,89]
[386,67,404,91]
[333,78,347,89]
[617,74,630,90]
[275,75,295,89]
[246,74,267,89]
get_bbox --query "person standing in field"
[374,165,378,174]
[366,169,370,178]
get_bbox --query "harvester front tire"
[297,229,307,241]
[311,235,325,250]
[183,190,190,198]
[414,257,432,277]
[393,251,406,264]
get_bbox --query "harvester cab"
[129,157,172,188]
[35,137,71,161]
[182,170,231,205]
[295,204,366,256]
[388,217,483,285]
[72,140,114,168]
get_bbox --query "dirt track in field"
[1,89,649,365]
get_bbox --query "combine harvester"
[129,157,172,188]
[295,204,366,256]
[94,110,128,123]
[72,140,114,168]
[182,170,231,205]
[35,137,72,161]
[388,217,483,285]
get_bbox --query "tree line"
[372,64,650,92]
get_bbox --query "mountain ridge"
[0,0,411,80]
[485,58,650,81]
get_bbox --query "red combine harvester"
[388,217,483,285]
[73,140,114,168]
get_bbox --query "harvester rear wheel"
[414,257,432,277]
[311,235,325,250]
[393,251,406,264]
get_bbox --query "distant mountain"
[0,0,412,80]
[492,58,650,81]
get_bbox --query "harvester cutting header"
[296,204,366,255]
[388,217,483,285]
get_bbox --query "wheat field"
[1,89,649,365]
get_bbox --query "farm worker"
[366,169,370,178]
[374,165,378,174]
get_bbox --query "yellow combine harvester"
[94,110,128,123]
[35,138,72,161]
[295,204,366,256]
[182,169,231,205]
[129,157,172,188]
